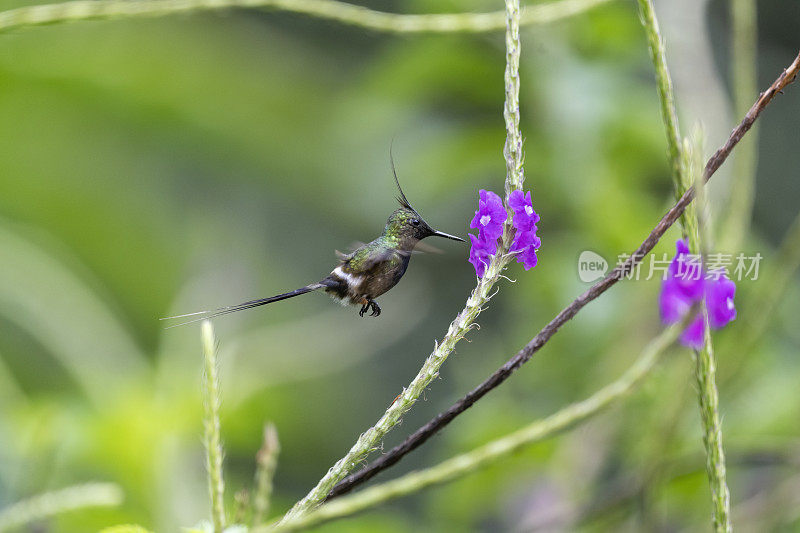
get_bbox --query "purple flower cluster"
[660,239,737,349]
[468,189,540,277]
[508,190,541,270]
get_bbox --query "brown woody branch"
[327,50,800,500]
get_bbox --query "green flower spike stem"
[202,320,226,533]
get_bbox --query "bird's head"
[383,152,464,248]
[384,207,463,245]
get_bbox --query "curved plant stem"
[276,0,527,524]
[0,483,123,532]
[0,0,613,35]
[264,319,690,532]
[328,50,800,500]
[202,320,226,533]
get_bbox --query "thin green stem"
[202,320,226,533]
[636,0,685,206]
[0,483,123,532]
[721,0,758,251]
[276,1,527,523]
[503,0,525,198]
[694,323,731,532]
[263,320,689,532]
[0,0,613,35]
[683,129,709,253]
[252,423,280,526]
[687,133,732,533]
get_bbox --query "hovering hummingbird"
[162,160,464,327]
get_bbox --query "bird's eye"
[411,218,420,226]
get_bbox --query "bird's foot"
[368,300,381,317]
[358,299,381,317]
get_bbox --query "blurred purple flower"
[660,239,737,349]
[706,274,737,328]
[667,239,704,299]
[659,280,693,324]
[660,240,702,323]
[680,314,706,349]
[470,190,506,244]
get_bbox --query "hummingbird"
[162,160,464,327]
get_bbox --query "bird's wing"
[334,241,367,261]
[334,249,353,261]
[337,242,433,261]
[411,241,444,255]
[342,245,408,274]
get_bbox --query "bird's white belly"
[330,265,365,306]
[332,266,363,290]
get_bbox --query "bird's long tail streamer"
[160,283,324,328]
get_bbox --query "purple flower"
[511,226,541,252]
[515,239,540,270]
[659,239,737,349]
[510,227,541,270]
[470,190,506,243]
[659,280,694,324]
[680,314,706,350]
[508,190,540,231]
[468,190,506,277]
[667,239,704,300]
[467,188,541,276]
[469,234,492,278]
[508,190,541,270]
[706,274,737,328]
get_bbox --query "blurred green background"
[0,0,798,531]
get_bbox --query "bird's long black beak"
[432,230,465,242]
